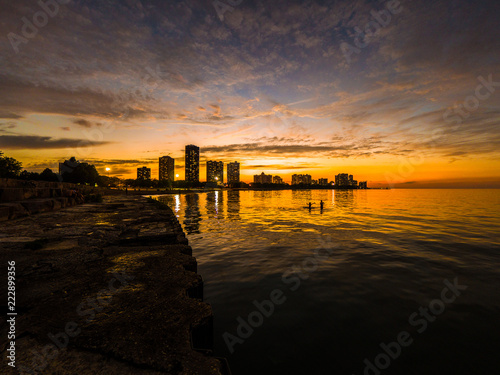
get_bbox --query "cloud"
[0,135,112,150]
[73,119,93,128]
[201,137,403,158]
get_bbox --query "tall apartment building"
[159,156,175,181]
[137,166,151,180]
[318,178,329,186]
[185,145,200,183]
[292,174,312,185]
[254,172,272,184]
[207,160,224,183]
[335,173,349,187]
[273,175,283,184]
[227,162,240,184]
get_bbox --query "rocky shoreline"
[0,195,229,374]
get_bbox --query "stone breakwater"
[0,195,229,375]
[0,179,102,221]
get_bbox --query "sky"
[0,0,499,187]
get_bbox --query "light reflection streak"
[175,194,181,213]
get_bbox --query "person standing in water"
[308,202,312,210]
[320,200,324,210]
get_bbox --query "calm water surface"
[156,189,500,375]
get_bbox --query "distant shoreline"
[106,187,382,196]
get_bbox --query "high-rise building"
[254,172,272,184]
[335,173,349,187]
[137,166,151,180]
[318,178,329,186]
[207,161,224,183]
[159,156,175,181]
[185,145,200,183]
[292,174,312,185]
[359,181,368,189]
[273,176,283,184]
[227,162,240,184]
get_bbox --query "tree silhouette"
[0,151,22,178]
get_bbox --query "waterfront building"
[318,178,329,186]
[159,156,175,181]
[137,166,151,180]
[273,176,283,184]
[292,174,312,185]
[227,162,240,183]
[359,181,368,189]
[335,173,350,187]
[254,172,273,184]
[185,145,200,183]
[207,160,224,183]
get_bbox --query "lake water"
[155,189,500,375]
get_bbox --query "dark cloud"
[202,138,403,158]
[73,119,93,128]
[0,135,112,150]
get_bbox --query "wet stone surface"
[0,196,223,375]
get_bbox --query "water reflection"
[227,190,241,220]
[291,189,312,202]
[206,191,225,220]
[183,194,201,234]
[332,189,355,210]
[174,194,181,213]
